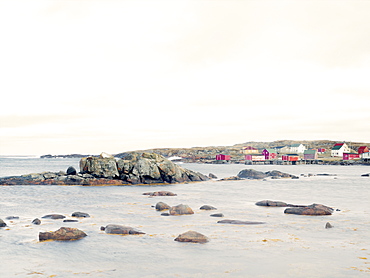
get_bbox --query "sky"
[1,0,370,156]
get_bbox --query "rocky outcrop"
[0,152,209,186]
[217,219,265,225]
[284,204,333,216]
[39,227,87,241]
[169,204,194,215]
[174,231,209,243]
[101,224,145,235]
[155,202,171,211]
[237,169,298,180]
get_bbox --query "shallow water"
[1,159,370,277]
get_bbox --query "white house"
[361,151,370,160]
[331,143,350,157]
[289,144,306,154]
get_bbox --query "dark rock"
[143,191,177,196]
[174,231,209,243]
[71,212,90,218]
[5,216,19,220]
[0,219,7,227]
[39,227,87,241]
[63,219,78,222]
[155,202,171,211]
[209,173,217,179]
[325,222,333,229]
[361,173,370,177]
[316,173,337,176]
[101,224,145,235]
[237,169,267,179]
[169,204,194,215]
[41,214,66,220]
[66,166,77,175]
[210,213,224,217]
[32,218,41,225]
[237,169,298,180]
[217,219,265,225]
[80,155,119,179]
[256,200,289,207]
[200,205,217,210]
[161,213,170,216]
[284,204,334,216]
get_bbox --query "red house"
[216,154,231,161]
[245,154,265,161]
[262,149,277,160]
[282,154,299,161]
[358,146,369,154]
[317,148,326,154]
[343,153,360,160]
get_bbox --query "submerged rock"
[32,218,41,225]
[39,227,87,241]
[200,205,217,210]
[5,216,19,220]
[63,219,78,223]
[0,219,7,227]
[169,204,194,215]
[143,191,177,196]
[237,169,298,180]
[217,219,265,225]
[101,224,145,235]
[42,214,66,220]
[155,202,171,211]
[210,213,224,217]
[325,222,333,229]
[209,173,217,179]
[284,204,334,216]
[174,231,209,243]
[71,212,90,218]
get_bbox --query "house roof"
[304,150,316,154]
[263,148,276,153]
[332,145,344,150]
[358,146,368,151]
[290,144,302,147]
[243,146,257,150]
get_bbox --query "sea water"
[0,157,369,277]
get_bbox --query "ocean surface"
[0,157,369,277]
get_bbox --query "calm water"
[0,158,369,277]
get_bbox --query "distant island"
[40,140,370,165]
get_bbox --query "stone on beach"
[174,231,209,243]
[39,227,87,241]
[284,204,334,216]
[101,224,145,235]
[169,204,194,215]
[217,219,265,225]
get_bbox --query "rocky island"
[0,152,209,186]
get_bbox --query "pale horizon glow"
[1,0,370,155]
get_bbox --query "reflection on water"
[1,161,370,277]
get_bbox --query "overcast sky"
[1,0,369,155]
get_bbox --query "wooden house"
[289,144,306,154]
[216,154,231,161]
[304,150,318,160]
[245,154,265,161]
[282,154,299,161]
[275,145,290,154]
[343,153,360,160]
[262,149,277,160]
[242,146,259,154]
[317,148,326,154]
[331,143,350,157]
[358,146,369,154]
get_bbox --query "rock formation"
[0,152,209,186]
[237,169,298,180]
[39,227,87,241]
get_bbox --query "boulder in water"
[169,204,194,215]
[101,224,145,235]
[284,204,333,216]
[174,231,209,243]
[39,227,87,241]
